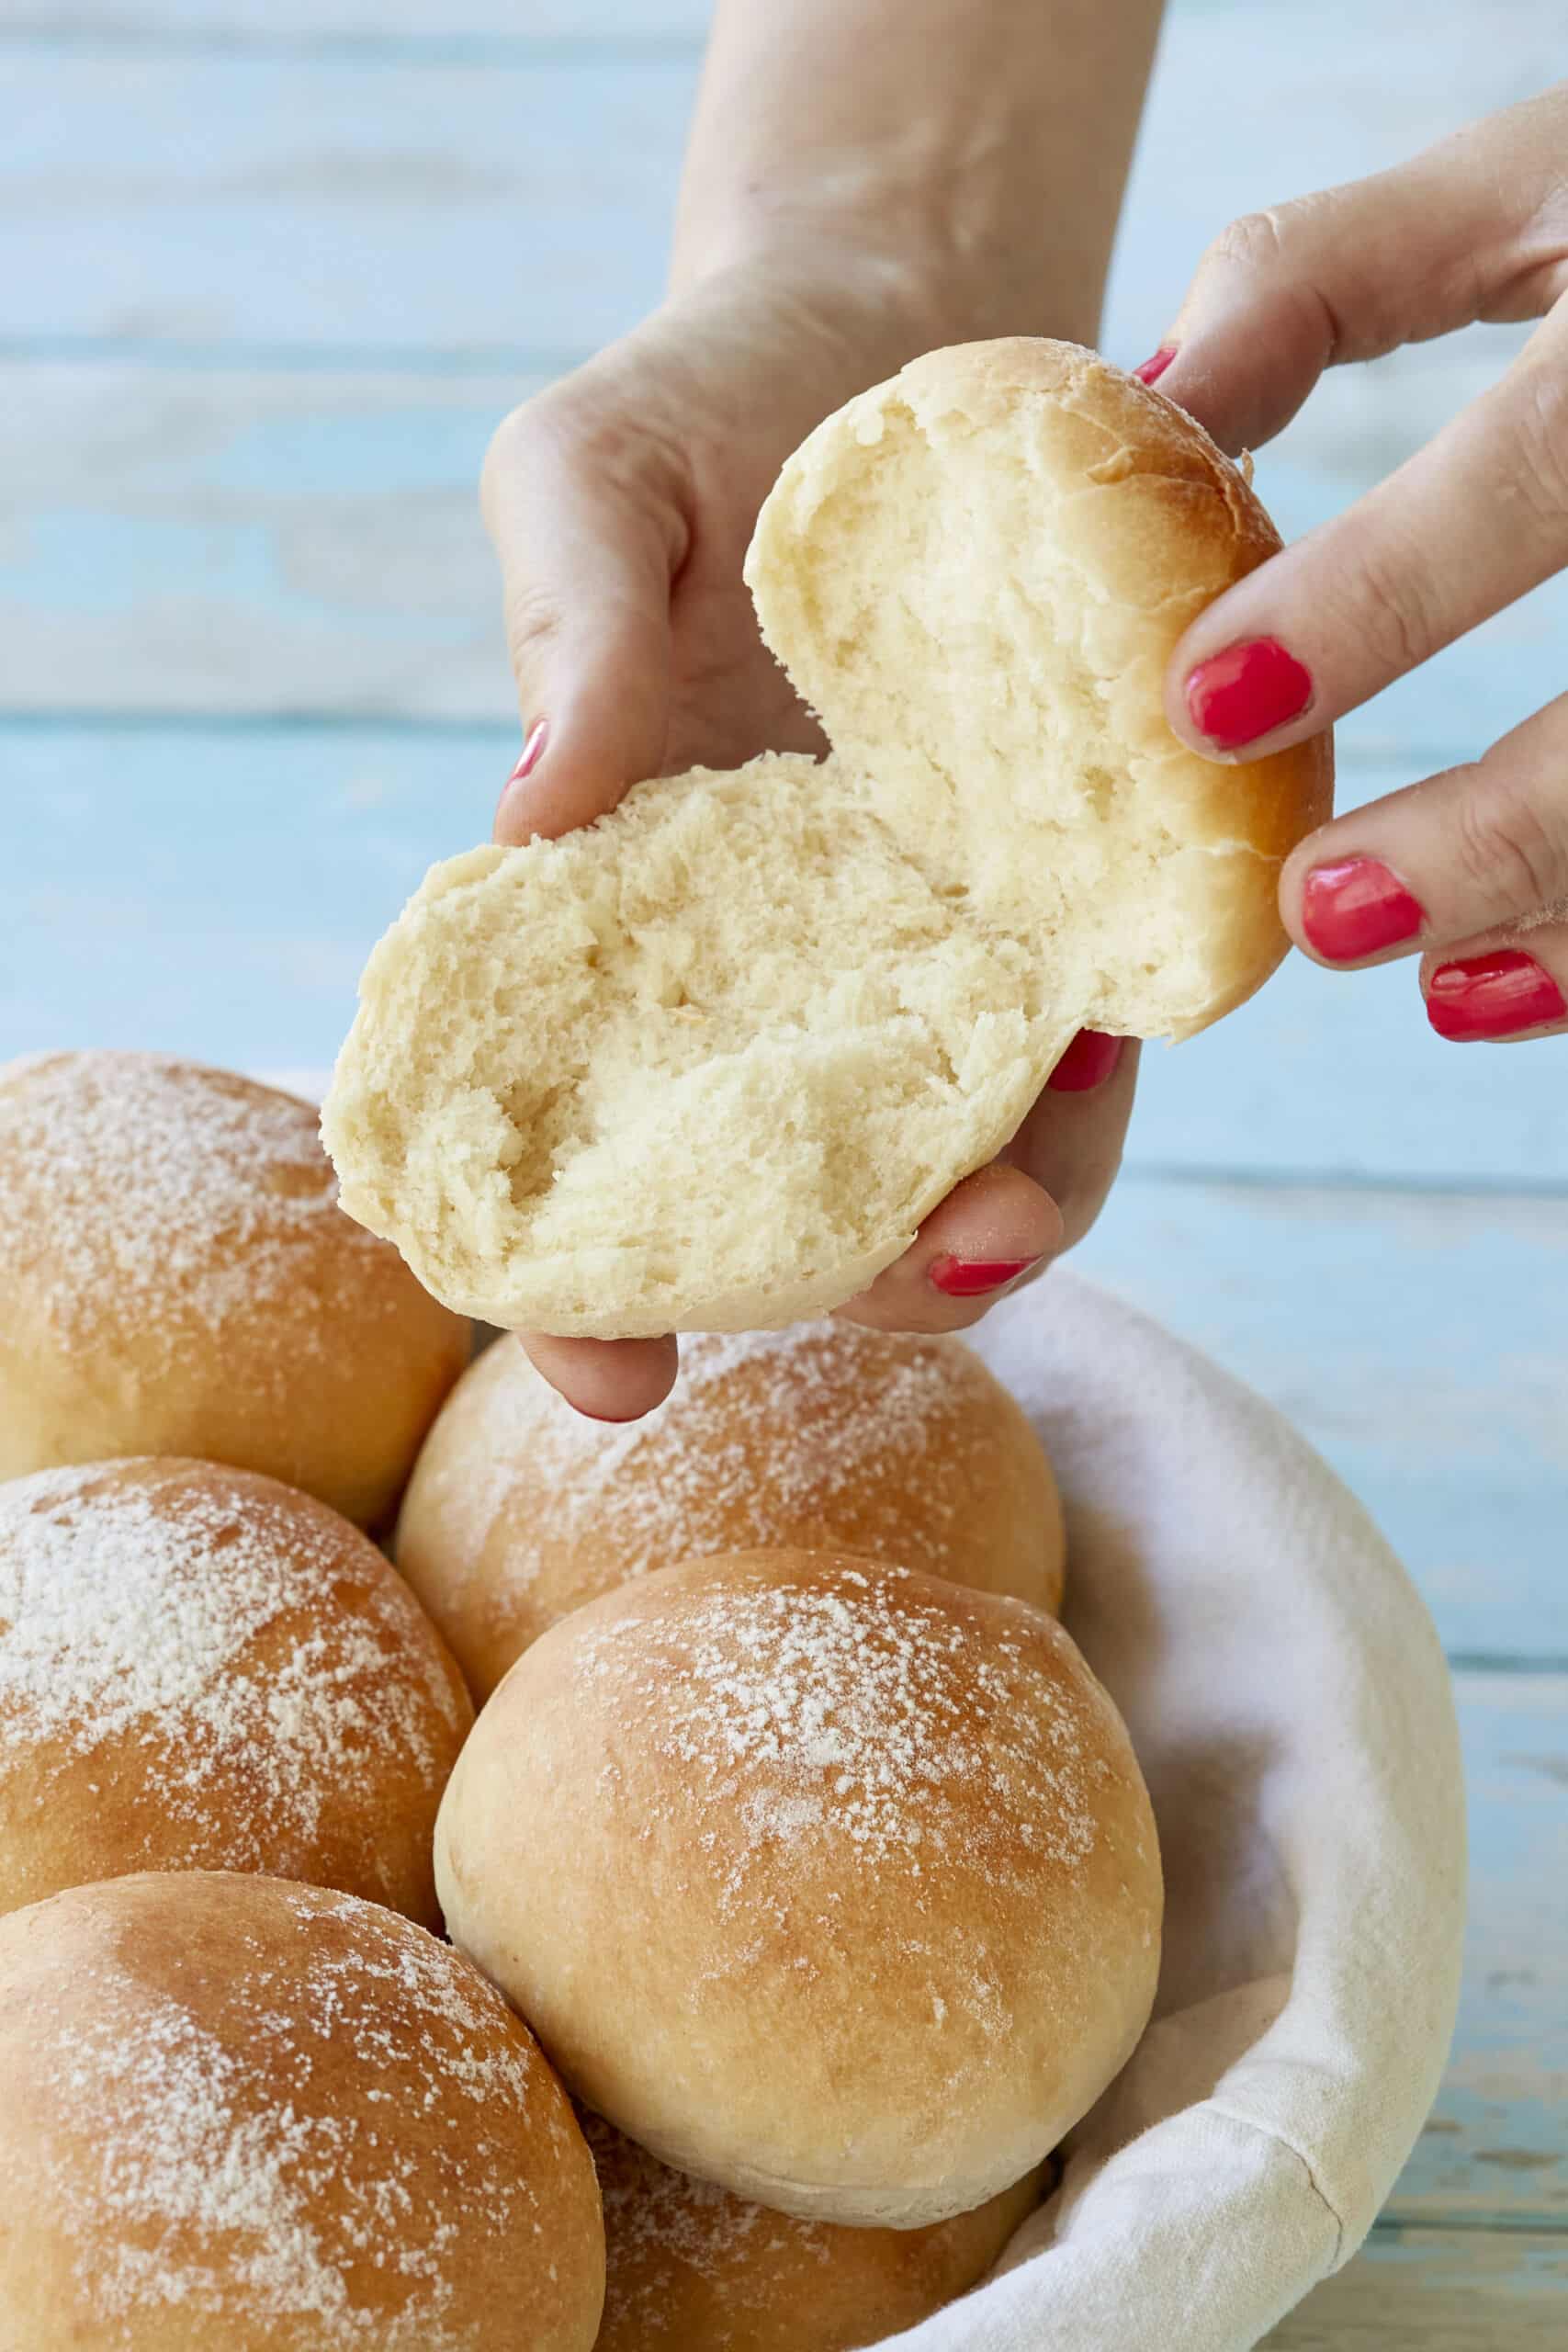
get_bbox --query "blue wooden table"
[3,4,1563,2335]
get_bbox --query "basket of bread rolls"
[0,343,1463,2352]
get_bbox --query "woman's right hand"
[481,257,1141,1423]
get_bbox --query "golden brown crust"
[396,1323,1066,1700]
[0,1458,474,1928]
[589,2110,1046,2352]
[0,1872,604,2351]
[436,1548,1161,2229]
[0,1053,470,1529]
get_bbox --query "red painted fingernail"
[1134,346,1177,386]
[929,1254,1042,1299]
[1300,858,1425,962]
[1046,1029,1124,1092]
[1426,949,1566,1043]
[1185,638,1314,752]
[505,718,548,788]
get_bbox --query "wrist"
[671,213,1074,356]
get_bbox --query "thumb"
[481,393,686,843]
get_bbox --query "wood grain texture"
[0,365,526,717]
[4,3,712,36]
[0,52,694,356]
[1392,1679,1568,2222]
[1075,1182,1568,1660]
[1264,2227,1568,2347]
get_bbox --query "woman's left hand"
[1145,85,1568,1045]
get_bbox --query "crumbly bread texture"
[324,340,1330,1337]
[396,1320,1065,1701]
[586,2109,1046,2352]
[0,1052,470,1526]
[0,1458,473,1927]
[0,1872,604,2352]
[435,1549,1162,2229]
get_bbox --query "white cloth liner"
[882,1272,1467,2351]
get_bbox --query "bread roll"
[436,1548,1161,2228]
[324,339,1331,1338]
[587,2110,1046,2352]
[0,1871,604,2350]
[0,1457,472,1926]
[0,1052,469,1526]
[396,1321,1065,1699]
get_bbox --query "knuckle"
[1322,531,1443,677]
[500,577,568,675]
[1204,208,1291,280]
[1453,767,1568,911]
[479,385,579,524]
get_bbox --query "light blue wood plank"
[6,4,712,35]
[1127,872,1568,1189]
[1073,1177,1568,1661]
[0,366,526,718]
[0,720,507,1073]
[1266,2226,1567,2346]
[1390,1676,1568,2223]
[0,53,694,356]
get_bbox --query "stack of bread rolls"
[0,342,1329,2348]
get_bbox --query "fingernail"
[1134,346,1177,386]
[1300,858,1425,962]
[1426,949,1566,1043]
[1185,638,1314,752]
[929,1254,1043,1300]
[505,718,549,789]
[1046,1029,1124,1092]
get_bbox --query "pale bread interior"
[325,341,1328,1337]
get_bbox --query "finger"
[1141,88,1568,458]
[837,1162,1063,1338]
[1161,295,1568,763]
[1421,931,1568,1045]
[1283,693,1568,967]
[1008,1034,1140,1255]
[481,389,689,843]
[519,1331,679,1421]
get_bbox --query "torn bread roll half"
[324,340,1330,1338]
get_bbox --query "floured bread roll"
[325,340,1330,1337]
[586,2110,1046,2352]
[396,1320,1065,1700]
[0,1052,469,1525]
[0,1872,604,2350]
[435,1549,1162,2229]
[0,1459,473,1926]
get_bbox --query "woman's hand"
[1145,85,1568,1046]
[481,0,1162,1420]
[484,259,1138,1422]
